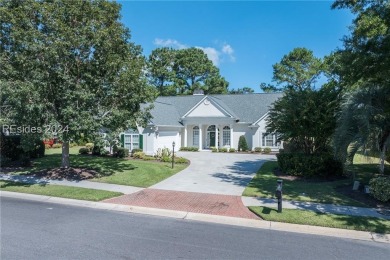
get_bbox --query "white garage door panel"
[157,132,178,150]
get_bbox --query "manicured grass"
[0,181,123,201]
[249,206,390,234]
[9,147,188,187]
[243,161,365,207]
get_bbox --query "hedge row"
[276,152,343,178]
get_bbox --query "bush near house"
[229,148,235,153]
[238,135,248,152]
[52,143,62,149]
[133,152,145,159]
[131,148,143,155]
[211,147,218,152]
[254,147,262,153]
[85,143,94,152]
[115,147,129,158]
[179,147,199,152]
[79,147,89,155]
[369,176,390,202]
[219,147,228,152]
[263,147,272,154]
[277,153,343,178]
[160,156,188,164]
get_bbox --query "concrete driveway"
[152,151,276,195]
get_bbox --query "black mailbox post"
[275,179,283,213]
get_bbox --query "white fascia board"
[252,112,270,126]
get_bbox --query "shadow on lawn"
[211,159,267,187]
[17,154,137,178]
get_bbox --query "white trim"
[181,96,235,119]
[252,112,270,126]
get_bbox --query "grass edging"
[0,181,123,201]
[249,206,390,234]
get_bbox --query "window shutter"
[139,135,143,150]
[120,134,124,147]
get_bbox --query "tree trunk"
[62,141,70,168]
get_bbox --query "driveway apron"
[152,151,276,196]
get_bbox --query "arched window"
[223,126,230,146]
[193,126,199,146]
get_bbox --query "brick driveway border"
[104,188,259,220]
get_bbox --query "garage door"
[157,132,179,150]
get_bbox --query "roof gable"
[184,97,233,118]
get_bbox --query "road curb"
[1,191,389,244]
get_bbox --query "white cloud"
[222,44,235,62]
[196,47,220,66]
[153,38,235,66]
[154,38,187,49]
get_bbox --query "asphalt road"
[1,197,389,260]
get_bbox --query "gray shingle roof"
[146,93,283,126]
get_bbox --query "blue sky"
[119,1,354,92]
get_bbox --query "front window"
[223,126,230,146]
[262,133,274,147]
[124,134,139,150]
[193,126,199,146]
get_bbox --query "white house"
[120,93,283,155]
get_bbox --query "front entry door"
[209,132,216,147]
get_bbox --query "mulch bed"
[29,167,100,181]
[335,185,390,210]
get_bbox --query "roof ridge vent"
[193,89,204,95]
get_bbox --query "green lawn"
[10,147,188,187]
[0,181,122,201]
[249,206,390,234]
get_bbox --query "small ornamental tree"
[238,135,248,152]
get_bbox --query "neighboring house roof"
[146,93,283,126]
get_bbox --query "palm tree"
[334,85,390,174]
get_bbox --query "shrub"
[211,147,218,152]
[115,147,129,158]
[143,156,155,161]
[0,156,12,167]
[131,148,143,155]
[161,156,172,163]
[52,143,62,149]
[175,157,189,164]
[79,147,89,155]
[45,144,51,149]
[133,152,145,159]
[100,149,109,156]
[276,152,343,178]
[85,143,94,152]
[254,147,262,153]
[369,176,390,202]
[70,142,78,147]
[219,147,228,153]
[180,147,199,152]
[92,146,103,156]
[0,135,23,160]
[238,135,248,151]
[263,147,272,154]
[229,148,235,153]
[29,139,45,159]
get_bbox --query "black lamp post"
[172,141,175,169]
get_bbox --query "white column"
[230,124,234,148]
[219,125,223,147]
[184,125,187,147]
[199,124,202,150]
[215,124,219,149]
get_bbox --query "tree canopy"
[147,47,229,96]
[0,0,155,167]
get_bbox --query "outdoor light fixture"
[172,141,175,169]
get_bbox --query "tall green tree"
[332,0,390,173]
[0,0,155,168]
[173,47,228,95]
[260,47,323,92]
[147,47,176,96]
[229,87,254,94]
